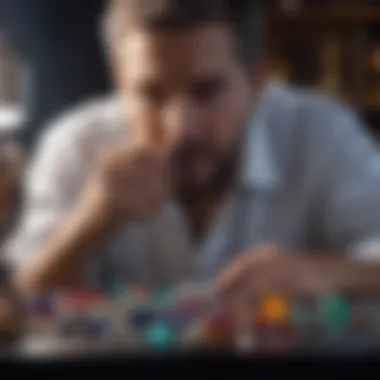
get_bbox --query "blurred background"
[0,0,109,149]
[268,0,380,139]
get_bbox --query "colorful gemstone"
[319,294,351,336]
[59,291,104,311]
[146,322,176,349]
[259,294,289,323]
[204,312,235,345]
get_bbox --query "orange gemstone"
[258,294,289,322]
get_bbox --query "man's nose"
[164,100,200,141]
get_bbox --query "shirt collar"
[238,82,282,191]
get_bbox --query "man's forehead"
[119,24,241,78]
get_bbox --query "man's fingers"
[214,257,252,297]
[215,243,279,296]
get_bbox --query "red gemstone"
[59,291,104,310]
[205,313,235,344]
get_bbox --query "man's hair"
[101,0,264,64]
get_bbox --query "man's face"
[116,24,259,197]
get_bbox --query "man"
[6,0,380,300]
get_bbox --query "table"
[0,343,379,380]
[2,332,380,360]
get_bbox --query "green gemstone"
[146,322,175,348]
[319,294,351,334]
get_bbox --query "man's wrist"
[76,184,127,235]
[74,194,123,239]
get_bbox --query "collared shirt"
[5,82,380,288]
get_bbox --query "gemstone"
[204,313,235,345]
[319,294,352,336]
[258,294,289,322]
[146,322,176,349]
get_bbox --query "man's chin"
[174,177,217,201]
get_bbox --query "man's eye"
[138,85,165,104]
[193,80,226,103]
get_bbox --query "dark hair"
[102,0,264,64]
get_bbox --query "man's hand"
[17,141,173,292]
[84,142,171,224]
[215,244,331,301]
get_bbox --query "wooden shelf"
[268,3,380,117]
[270,5,380,25]
[350,96,380,111]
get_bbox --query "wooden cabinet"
[268,1,380,122]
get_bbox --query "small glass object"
[319,293,352,340]
[146,322,176,350]
[259,294,289,323]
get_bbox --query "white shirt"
[6,82,380,288]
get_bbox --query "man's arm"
[14,188,122,293]
[217,101,380,299]
[215,244,380,299]
[6,104,171,293]
[318,103,380,260]
[316,103,380,295]
[4,112,112,292]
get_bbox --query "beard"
[172,141,241,203]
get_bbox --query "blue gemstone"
[146,322,175,348]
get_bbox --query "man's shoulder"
[36,95,128,155]
[268,82,361,146]
[265,83,365,187]
[269,82,355,120]
[272,83,358,123]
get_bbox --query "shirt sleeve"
[4,113,91,272]
[319,103,380,261]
